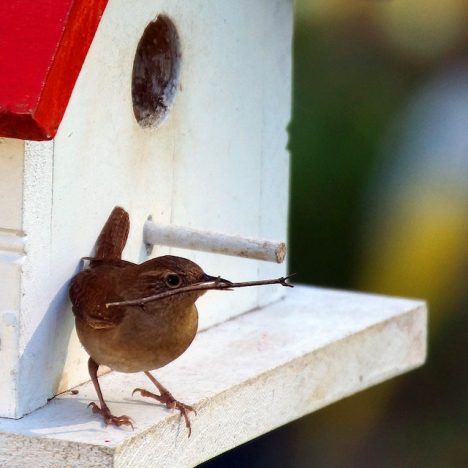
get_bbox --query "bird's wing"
[69,268,126,329]
[94,206,130,260]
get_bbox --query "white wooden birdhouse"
[0,1,426,465]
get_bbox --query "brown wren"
[69,207,292,435]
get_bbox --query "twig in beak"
[106,274,295,309]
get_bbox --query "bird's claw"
[132,388,196,437]
[88,402,134,429]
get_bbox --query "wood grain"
[0,286,427,467]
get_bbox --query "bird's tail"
[94,206,130,260]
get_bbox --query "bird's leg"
[133,371,196,436]
[88,357,133,429]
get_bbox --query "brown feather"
[94,206,129,260]
[70,266,128,328]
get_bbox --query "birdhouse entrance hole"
[132,15,181,128]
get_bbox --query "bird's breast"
[76,304,199,373]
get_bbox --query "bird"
[69,207,292,435]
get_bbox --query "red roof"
[0,0,108,140]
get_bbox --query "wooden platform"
[0,286,427,467]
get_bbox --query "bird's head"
[135,255,231,303]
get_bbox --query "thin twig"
[106,274,295,308]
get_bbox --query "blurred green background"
[203,1,468,466]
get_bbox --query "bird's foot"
[132,388,196,436]
[88,402,134,429]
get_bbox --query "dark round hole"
[132,15,181,128]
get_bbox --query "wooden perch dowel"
[143,220,286,263]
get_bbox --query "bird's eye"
[165,274,181,288]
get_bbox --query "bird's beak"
[202,273,233,285]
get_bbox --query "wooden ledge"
[0,286,427,467]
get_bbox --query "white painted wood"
[144,220,287,263]
[0,139,24,418]
[0,287,427,467]
[0,0,293,417]
[256,0,292,308]
[0,139,24,232]
[17,141,55,418]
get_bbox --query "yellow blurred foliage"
[296,0,374,23]
[359,190,468,324]
[375,0,467,59]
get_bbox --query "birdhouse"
[0,1,426,465]
[0,0,290,417]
